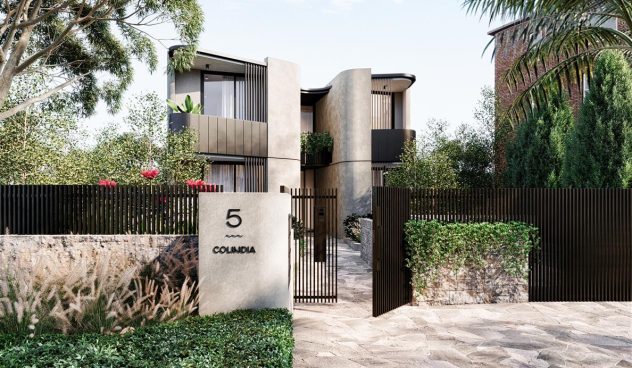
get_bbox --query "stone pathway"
[293,243,632,367]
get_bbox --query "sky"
[86,0,504,135]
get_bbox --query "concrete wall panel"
[266,58,301,190]
[315,68,372,234]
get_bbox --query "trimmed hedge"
[0,309,293,368]
[405,220,539,293]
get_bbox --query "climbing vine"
[404,220,539,293]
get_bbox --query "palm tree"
[465,0,632,120]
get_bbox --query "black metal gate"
[372,187,412,317]
[287,188,338,303]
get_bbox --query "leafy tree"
[0,0,203,120]
[506,93,575,188]
[386,140,459,189]
[562,50,632,188]
[0,73,82,184]
[465,0,632,120]
[86,92,206,185]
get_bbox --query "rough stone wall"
[0,235,197,275]
[413,257,527,306]
[360,218,372,267]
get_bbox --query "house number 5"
[226,209,242,228]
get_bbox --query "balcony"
[301,151,333,168]
[169,113,268,158]
[371,129,416,163]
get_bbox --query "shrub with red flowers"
[98,179,117,188]
[185,179,218,192]
[141,168,160,180]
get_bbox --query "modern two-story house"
[167,47,416,232]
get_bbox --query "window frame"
[200,70,245,119]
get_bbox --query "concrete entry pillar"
[315,68,372,235]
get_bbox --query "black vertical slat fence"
[0,185,223,235]
[373,187,632,316]
[289,188,338,303]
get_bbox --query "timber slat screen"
[0,185,222,235]
[289,188,338,303]
[373,187,631,316]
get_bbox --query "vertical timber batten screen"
[244,63,267,123]
[373,187,631,316]
[290,188,338,303]
[0,185,223,235]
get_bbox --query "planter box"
[301,151,332,167]
[413,257,528,306]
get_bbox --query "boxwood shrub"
[405,220,539,293]
[0,309,293,368]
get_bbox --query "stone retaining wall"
[360,218,372,266]
[0,235,197,275]
[413,257,528,305]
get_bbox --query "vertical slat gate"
[289,188,338,303]
[372,187,411,317]
[372,186,632,317]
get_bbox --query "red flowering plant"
[98,179,117,188]
[141,168,160,180]
[185,179,218,192]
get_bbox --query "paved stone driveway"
[293,243,632,367]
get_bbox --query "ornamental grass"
[0,241,198,336]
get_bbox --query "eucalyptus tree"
[0,0,203,120]
[465,0,632,120]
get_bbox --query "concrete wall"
[171,70,202,106]
[315,69,372,234]
[266,57,301,191]
[0,235,196,276]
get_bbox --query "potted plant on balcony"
[300,132,333,167]
[167,95,202,114]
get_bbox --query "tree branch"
[0,75,82,120]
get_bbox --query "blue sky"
[87,0,503,135]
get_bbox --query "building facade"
[167,47,416,233]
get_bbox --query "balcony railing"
[371,129,416,163]
[169,113,268,157]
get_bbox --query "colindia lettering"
[213,246,256,254]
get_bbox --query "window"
[203,73,245,119]
[301,106,314,133]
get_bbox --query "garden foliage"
[300,131,334,154]
[0,241,198,336]
[343,213,372,242]
[404,220,539,294]
[0,309,294,368]
[562,50,632,188]
[506,93,575,187]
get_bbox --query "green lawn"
[0,309,293,368]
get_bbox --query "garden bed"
[0,309,294,367]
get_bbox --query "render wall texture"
[198,193,293,315]
[315,69,372,234]
[172,70,202,106]
[0,235,196,275]
[266,57,301,191]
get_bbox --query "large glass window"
[203,73,245,119]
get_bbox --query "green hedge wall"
[0,309,293,368]
[404,220,539,293]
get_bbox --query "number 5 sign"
[198,193,293,315]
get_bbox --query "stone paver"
[293,243,632,367]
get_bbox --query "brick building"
[488,18,629,173]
